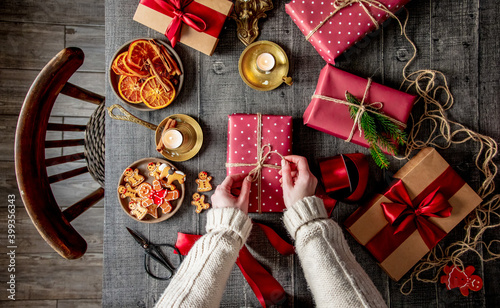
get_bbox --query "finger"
[284,155,311,173]
[219,173,246,190]
[237,176,252,204]
[281,159,294,189]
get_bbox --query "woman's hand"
[280,155,318,208]
[211,173,252,214]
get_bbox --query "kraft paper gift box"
[344,147,482,281]
[226,113,293,213]
[134,0,233,56]
[286,0,412,64]
[303,64,416,153]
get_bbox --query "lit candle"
[256,52,275,72]
[162,129,183,149]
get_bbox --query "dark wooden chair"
[15,48,105,259]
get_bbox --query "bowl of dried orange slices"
[109,38,184,111]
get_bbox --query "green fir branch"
[346,91,407,169]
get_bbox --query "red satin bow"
[154,0,207,46]
[381,179,453,249]
[175,222,294,308]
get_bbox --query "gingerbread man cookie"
[123,168,145,187]
[129,200,147,220]
[440,265,483,296]
[191,193,210,213]
[118,183,137,199]
[195,171,213,192]
[147,162,163,180]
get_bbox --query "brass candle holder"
[238,40,293,91]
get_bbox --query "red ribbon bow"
[154,0,207,47]
[175,222,295,308]
[381,179,453,249]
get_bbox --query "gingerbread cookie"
[195,171,213,192]
[191,193,210,213]
[136,182,153,198]
[157,163,186,190]
[118,184,137,199]
[123,168,145,187]
[129,200,147,220]
[147,162,163,180]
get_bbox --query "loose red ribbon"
[174,222,295,308]
[152,0,207,47]
[380,179,453,249]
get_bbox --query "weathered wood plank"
[478,0,500,306]
[65,26,105,73]
[0,22,65,70]
[0,300,57,307]
[0,69,103,117]
[0,207,103,254]
[0,0,104,26]
[57,299,102,308]
[0,253,102,300]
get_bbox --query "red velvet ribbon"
[380,180,453,249]
[149,0,207,47]
[174,222,295,307]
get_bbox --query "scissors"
[126,227,183,280]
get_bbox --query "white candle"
[256,53,275,72]
[162,129,183,149]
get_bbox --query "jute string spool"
[225,113,285,214]
[312,77,407,143]
[378,9,500,294]
[305,0,403,41]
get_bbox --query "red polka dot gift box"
[286,0,411,64]
[226,113,292,213]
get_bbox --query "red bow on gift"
[381,180,453,249]
[153,0,207,46]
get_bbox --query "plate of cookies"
[117,158,186,223]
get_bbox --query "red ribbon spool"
[318,153,369,202]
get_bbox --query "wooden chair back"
[15,48,105,259]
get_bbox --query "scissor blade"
[126,227,148,246]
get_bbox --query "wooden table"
[104,0,499,306]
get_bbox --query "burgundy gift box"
[226,114,292,213]
[303,64,416,152]
[286,0,411,64]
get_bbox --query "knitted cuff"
[283,196,328,240]
[206,208,252,243]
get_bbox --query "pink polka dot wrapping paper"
[226,114,293,213]
[285,0,411,64]
[303,64,416,153]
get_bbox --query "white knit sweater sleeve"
[283,196,387,308]
[154,207,252,308]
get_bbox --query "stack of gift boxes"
[133,0,483,283]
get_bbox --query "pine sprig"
[346,92,407,169]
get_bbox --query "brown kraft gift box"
[344,147,482,281]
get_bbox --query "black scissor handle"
[144,243,183,280]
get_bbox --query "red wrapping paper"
[344,148,483,281]
[303,64,416,152]
[286,0,411,64]
[226,114,293,213]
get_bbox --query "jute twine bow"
[225,113,285,213]
[312,78,406,142]
[305,0,403,41]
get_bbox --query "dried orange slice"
[127,39,157,70]
[113,52,149,78]
[118,75,144,104]
[140,76,175,109]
